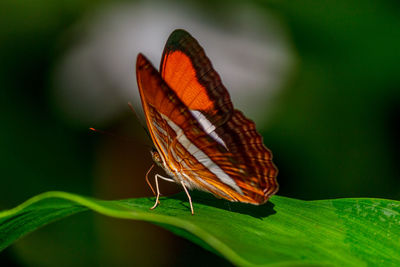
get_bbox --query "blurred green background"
[1,0,399,266]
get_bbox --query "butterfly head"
[150,148,163,168]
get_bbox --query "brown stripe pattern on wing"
[215,110,279,203]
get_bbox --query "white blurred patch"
[52,1,293,127]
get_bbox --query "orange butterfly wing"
[136,29,278,204]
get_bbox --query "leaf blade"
[0,191,399,266]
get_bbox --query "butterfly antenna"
[127,102,152,142]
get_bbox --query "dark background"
[1,0,399,266]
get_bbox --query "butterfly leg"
[145,164,156,195]
[180,181,194,215]
[150,174,161,210]
[145,164,161,205]
[150,174,175,210]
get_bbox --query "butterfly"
[136,29,278,214]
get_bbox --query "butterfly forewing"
[160,29,233,128]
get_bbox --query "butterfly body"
[136,29,278,211]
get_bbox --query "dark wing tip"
[169,28,191,38]
[165,29,193,49]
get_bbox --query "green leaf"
[1,191,399,266]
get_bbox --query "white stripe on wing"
[189,110,227,149]
[161,114,242,194]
